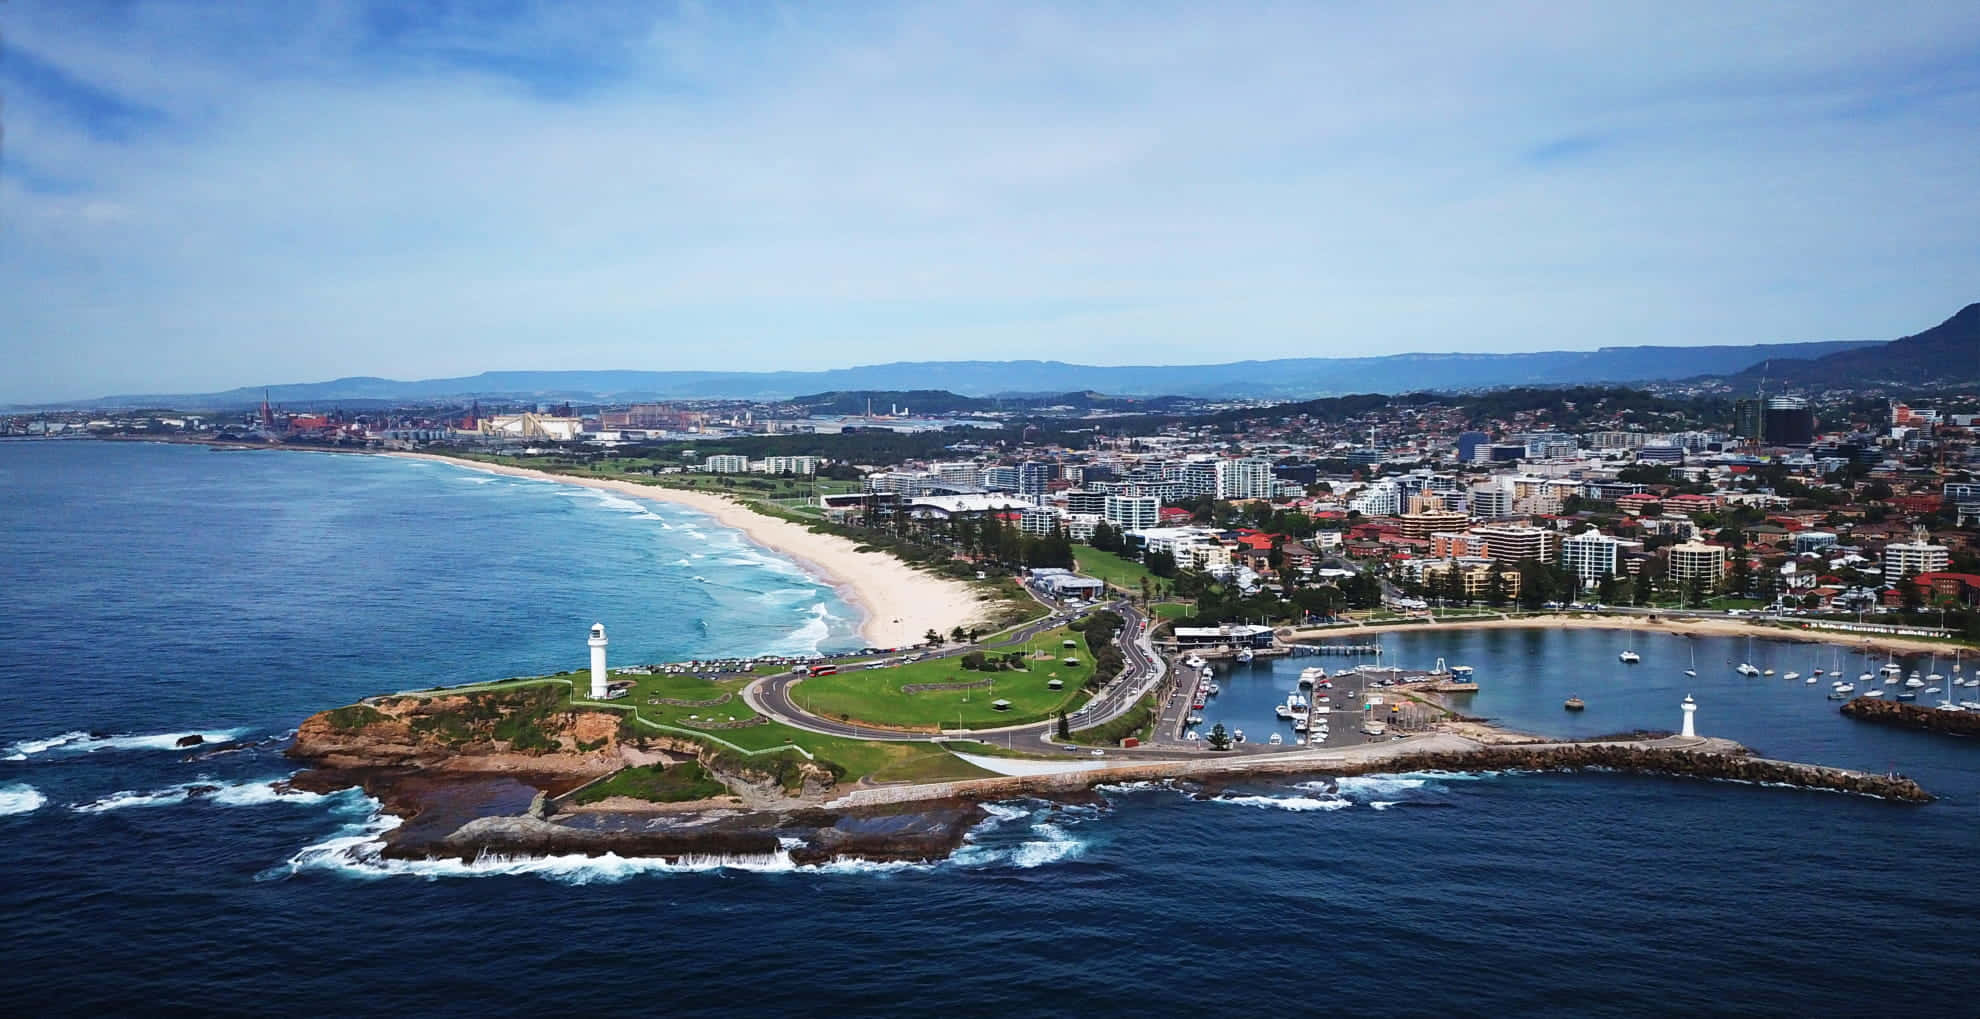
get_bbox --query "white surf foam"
[1213,793,1351,812]
[1331,775,1429,799]
[0,783,47,816]
[277,804,932,882]
[71,778,335,814]
[5,728,246,757]
[776,602,834,655]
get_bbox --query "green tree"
[1485,569,1510,608]
[1207,722,1232,751]
[950,625,967,643]
[1727,555,1753,598]
[1899,570,1925,614]
[1596,572,1618,605]
[1056,710,1071,740]
[924,628,942,645]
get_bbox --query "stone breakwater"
[1841,696,1980,736]
[830,738,1932,809]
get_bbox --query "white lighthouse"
[1680,694,1697,739]
[588,623,609,700]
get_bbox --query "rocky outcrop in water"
[1841,697,1980,737]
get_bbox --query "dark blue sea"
[3,440,1976,1017]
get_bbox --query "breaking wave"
[0,783,47,816]
[5,728,247,759]
[1213,793,1352,812]
[279,796,1093,881]
[71,778,342,814]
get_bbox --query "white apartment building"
[1104,495,1160,531]
[1018,507,1061,537]
[1215,457,1275,500]
[704,454,750,473]
[756,455,818,475]
[1882,528,1949,585]
[864,470,936,497]
[1667,542,1728,588]
[1349,481,1401,517]
[930,461,982,488]
[1469,483,1515,519]
[1473,524,1561,564]
[1561,530,1624,586]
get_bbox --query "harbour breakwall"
[830,738,1932,808]
[1841,697,1980,737]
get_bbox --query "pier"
[1285,642,1383,656]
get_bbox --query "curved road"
[744,597,1169,755]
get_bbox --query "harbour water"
[3,441,1977,1015]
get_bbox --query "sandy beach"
[384,452,987,648]
[1286,613,1972,656]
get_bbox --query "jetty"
[1287,643,1384,656]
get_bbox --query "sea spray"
[0,783,47,816]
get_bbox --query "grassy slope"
[793,625,1095,728]
[1073,545,1160,592]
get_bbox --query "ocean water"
[3,441,1977,1016]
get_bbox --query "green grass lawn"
[1073,545,1161,593]
[571,761,729,804]
[794,625,1097,729]
[1149,602,1193,620]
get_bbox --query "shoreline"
[1287,613,1973,657]
[381,451,987,648]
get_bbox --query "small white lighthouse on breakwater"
[588,623,609,700]
[1680,694,1697,739]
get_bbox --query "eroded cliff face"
[287,686,634,776]
[286,686,838,808]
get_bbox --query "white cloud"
[2,1,1978,401]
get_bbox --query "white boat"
[1858,671,1875,683]
[1275,703,1294,719]
[1268,732,1284,745]
[1904,675,1925,689]
[1783,671,1800,681]
[1298,667,1325,688]
[1804,675,1818,685]
[1834,682,1855,694]
[1685,644,1697,678]
[1924,686,1941,695]
[1236,649,1255,663]
[1233,729,1245,744]
[1185,656,1205,669]
[1185,729,1200,740]
[1862,688,1886,698]
[1619,650,1640,664]
[1884,673,1899,686]
[1294,718,1309,732]
[1762,668,1775,676]
[1737,663,1760,676]
[1207,683,1221,695]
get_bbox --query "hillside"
[40,338,1882,410]
[1721,303,1980,388]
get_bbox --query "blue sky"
[4,1,1978,402]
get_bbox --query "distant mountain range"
[23,304,1975,410]
[1718,303,1980,388]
